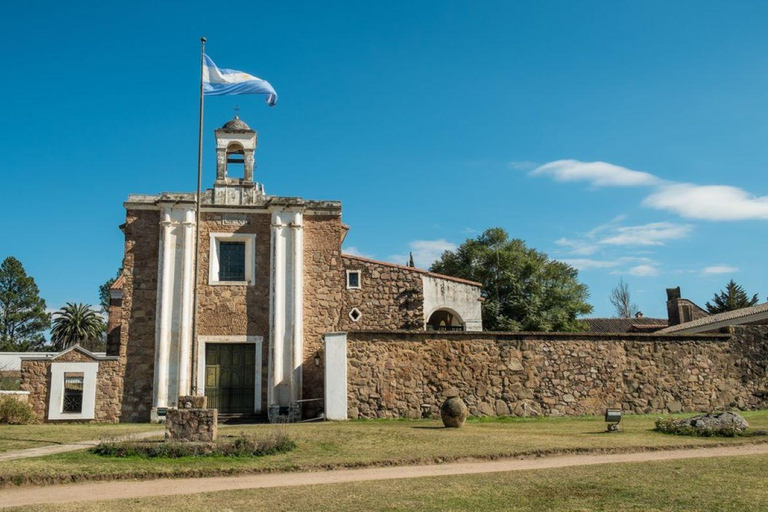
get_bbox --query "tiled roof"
[109,273,125,290]
[659,302,768,333]
[583,317,668,334]
[341,254,483,288]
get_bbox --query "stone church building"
[20,116,482,423]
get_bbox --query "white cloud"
[530,160,661,188]
[560,256,652,271]
[627,264,660,277]
[643,183,768,221]
[555,237,599,256]
[390,239,457,269]
[532,159,768,222]
[599,222,692,246]
[703,265,739,274]
[343,246,374,259]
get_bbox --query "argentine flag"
[203,55,278,106]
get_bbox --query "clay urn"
[440,396,468,428]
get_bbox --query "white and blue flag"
[203,55,278,106]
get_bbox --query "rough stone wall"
[165,408,218,442]
[196,211,271,411]
[302,215,347,401]
[346,327,768,419]
[119,209,160,421]
[106,295,122,357]
[340,256,425,332]
[20,351,124,422]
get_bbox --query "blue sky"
[2,1,768,320]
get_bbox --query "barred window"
[63,374,84,413]
[219,241,246,281]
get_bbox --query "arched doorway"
[426,309,465,332]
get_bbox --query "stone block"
[165,408,218,442]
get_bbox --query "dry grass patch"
[13,453,768,511]
[0,423,160,454]
[1,410,767,488]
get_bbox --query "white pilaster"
[268,208,305,412]
[177,209,196,396]
[154,209,174,410]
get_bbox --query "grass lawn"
[14,453,768,511]
[1,410,767,488]
[0,424,160,453]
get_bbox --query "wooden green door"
[204,343,255,414]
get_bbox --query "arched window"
[426,309,464,332]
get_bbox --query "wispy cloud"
[509,160,538,171]
[531,159,768,222]
[390,239,457,269]
[599,222,692,246]
[555,238,599,256]
[561,256,652,271]
[643,183,768,221]
[627,264,660,277]
[531,160,661,188]
[703,265,739,274]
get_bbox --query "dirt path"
[2,442,768,509]
[0,430,164,462]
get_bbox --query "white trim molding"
[346,269,361,290]
[196,335,264,413]
[48,362,98,421]
[208,232,257,286]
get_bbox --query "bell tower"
[212,115,265,204]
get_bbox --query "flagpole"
[191,36,206,395]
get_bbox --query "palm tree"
[50,303,105,351]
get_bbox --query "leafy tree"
[0,257,50,351]
[430,228,593,331]
[99,268,123,313]
[706,280,760,314]
[610,278,639,318]
[50,303,105,352]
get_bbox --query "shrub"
[91,429,296,458]
[0,395,37,424]
[654,417,739,437]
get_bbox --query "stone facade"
[346,327,768,419]
[118,208,160,422]
[165,408,218,442]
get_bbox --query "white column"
[290,213,304,402]
[154,209,174,409]
[268,211,286,407]
[177,208,195,396]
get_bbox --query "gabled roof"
[659,302,768,334]
[19,344,117,362]
[109,272,125,291]
[583,317,668,334]
[342,254,482,288]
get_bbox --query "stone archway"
[426,308,465,332]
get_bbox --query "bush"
[91,429,296,458]
[654,417,739,437]
[0,395,37,424]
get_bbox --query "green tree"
[0,257,50,351]
[430,228,593,331]
[50,303,105,352]
[705,279,760,314]
[99,268,123,313]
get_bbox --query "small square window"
[63,374,84,413]
[219,241,246,282]
[347,270,361,289]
